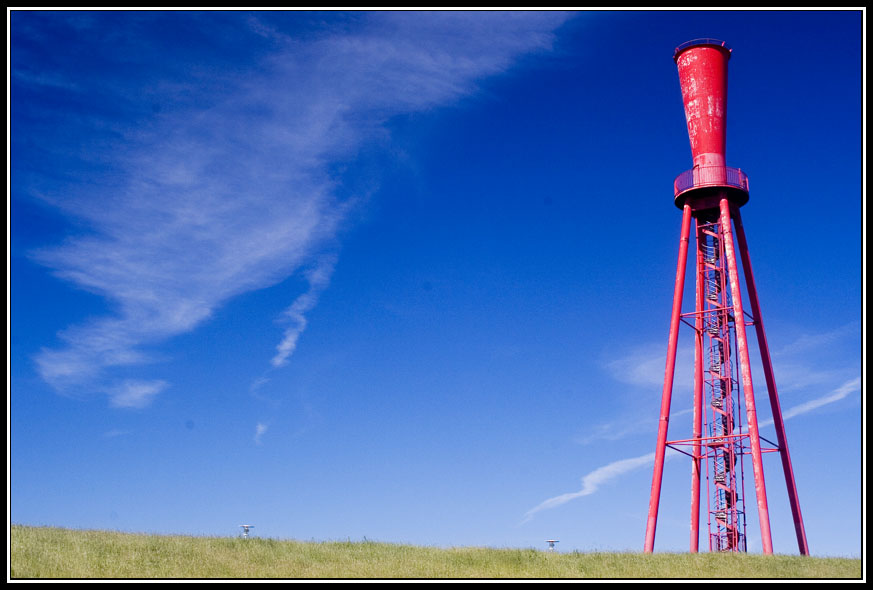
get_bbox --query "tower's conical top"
[674,39,731,172]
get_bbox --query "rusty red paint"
[675,41,731,173]
[733,211,810,555]
[645,39,809,556]
[718,197,774,555]
[689,218,705,553]
[644,203,692,554]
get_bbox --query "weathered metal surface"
[689,220,705,553]
[673,165,750,209]
[644,203,693,554]
[645,39,809,557]
[675,41,731,174]
[719,197,774,555]
[733,211,810,556]
[674,166,748,197]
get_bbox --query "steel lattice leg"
[733,210,810,556]
[718,198,774,555]
[645,203,693,553]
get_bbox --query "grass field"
[9,525,862,579]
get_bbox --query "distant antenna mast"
[239,524,255,539]
[546,539,559,552]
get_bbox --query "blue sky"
[9,10,864,558]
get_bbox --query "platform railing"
[673,166,749,199]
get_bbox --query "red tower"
[643,39,809,555]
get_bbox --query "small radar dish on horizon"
[239,524,255,539]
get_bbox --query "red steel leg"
[733,210,810,556]
[645,203,693,553]
[690,217,705,552]
[718,198,774,555]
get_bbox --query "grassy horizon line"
[10,524,863,580]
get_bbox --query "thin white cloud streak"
[527,376,860,522]
[25,12,574,405]
[521,450,680,525]
[757,377,861,428]
[271,254,337,368]
[771,322,860,358]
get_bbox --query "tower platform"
[673,166,749,210]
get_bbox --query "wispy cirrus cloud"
[771,322,860,358]
[271,254,337,369]
[521,450,678,525]
[586,323,861,444]
[106,379,169,409]
[254,422,269,445]
[535,324,861,522]
[17,11,575,406]
[526,375,862,522]
[573,408,691,446]
[758,377,861,428]
[602,341,697,393]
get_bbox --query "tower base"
[643,193,809,556]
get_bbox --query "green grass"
[10,525,861,579]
